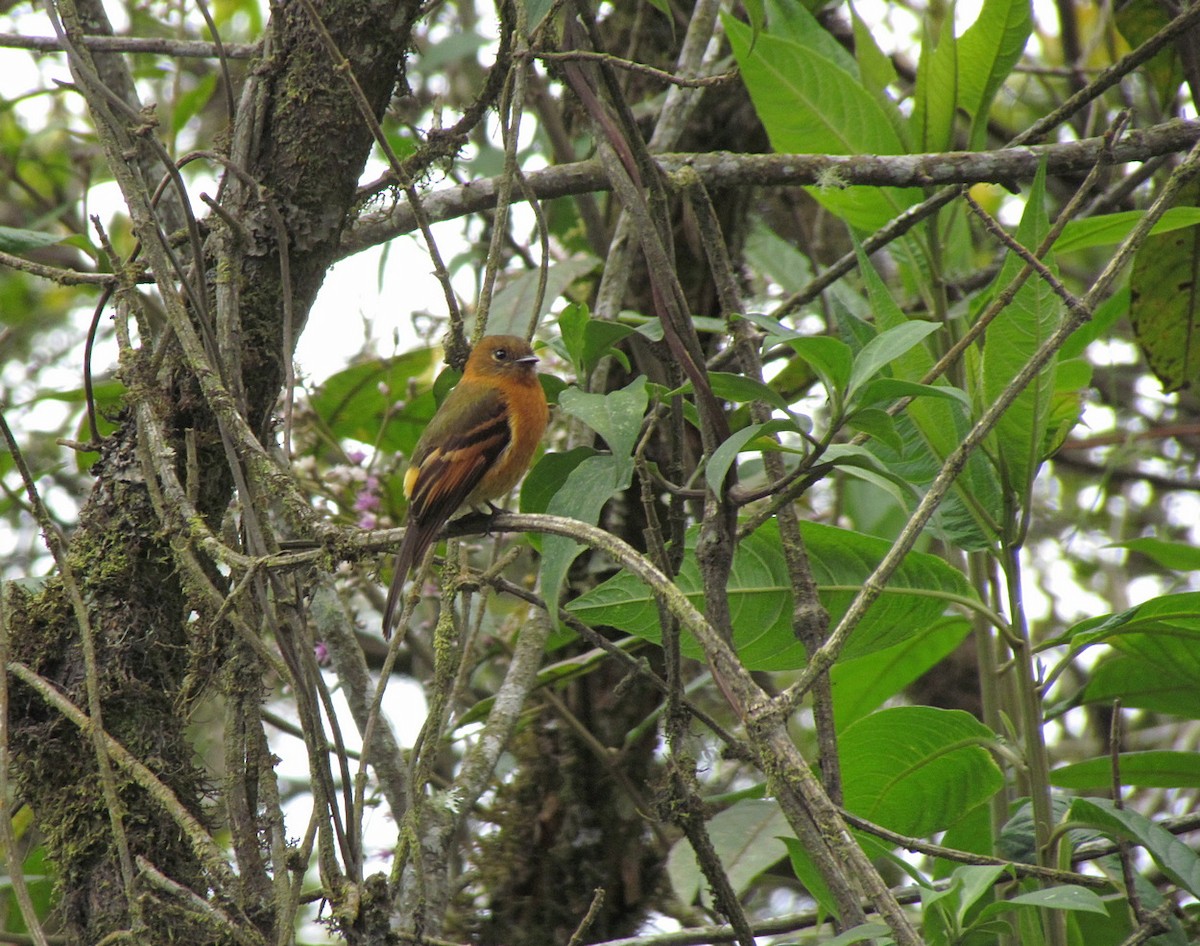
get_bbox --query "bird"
[382,334,550,638]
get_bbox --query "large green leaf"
[846,320,940,402]
[1116,0,1185,110]
[831,616,971,728]
[1054,207,1200,254]
[537,377,648,624]
[1068,798,1200,899]
[723,11,920,231]
[0,225,65,253]
[666,799,789,905]
[857,243,1003,549]
[1109,537,1200,571]
[309,347,440,455]
[1052,592,1200,718]
[911,13,957,153]
[850,1,900,111]
[566,520,978,670]
[980,161,1062,499]
[957,0,1033,148]
[840,707,1004,837]
[1129,179,1200,392]
[979,884,1110,919]
[1079,651,1200,718]
[1052,751,1200,789]
[484,255,598,336]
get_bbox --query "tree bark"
[6,0,417,941]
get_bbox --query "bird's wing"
[407,384,511,525]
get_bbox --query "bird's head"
[465,335,540,380]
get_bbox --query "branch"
[0,31,257,57]
[339,119,1200,257]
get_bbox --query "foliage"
[1,0,1200,944]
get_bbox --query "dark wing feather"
[408,407,510,523]
[382,383,512,638]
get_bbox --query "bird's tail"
[381,518,441,639]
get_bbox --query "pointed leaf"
[980,160,1062,496]
[724,11,920,230]
[847,321,940,398]
[706,419,797,493]
[841,707,1004,837]
[911,13,958,153]
[957,0,1033,148]
[981,885,1110,918]
[0,225,65,253]
[1129,179,1200,392]
[1052,751,1200,789]
[667,799,790,904]
[1068,797,1200,898]
[567,520,978,670]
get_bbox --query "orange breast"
[468,377,549,505]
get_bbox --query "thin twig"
[0,31,256,57]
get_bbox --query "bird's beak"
[516,354,539,365]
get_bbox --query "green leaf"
[707,371,794,412]
[171,72,218,135]
[1079,651,1200,718]
[1044,356,1090,456]
[780,335,853,400]
[557,302,590,377]
[982,885,1110,918]
[858,408,1000,551]
[1116,0,1185,110]
[911,13,958,153]
[822,443,921,511]
[556,303,635,382]
[1054,590,1200,665]
[957,0,1033,149]
[852,377,970,410]
[850,2,899,93]
[1054,207,1200,254]
[0,225,65,253]
[841,707,1004,838]
[1129,178,1200,392]
[309,347,439,455]
[813,923,893,946]
[706,419,797,494]
[521,446,597,517]
[723,11,920,230]
[566,520,978,670]
[520,0,556,35]
[845,407,901,452]
[538,378,648,623]
[856,241,1004,549]
[947,864,1011,923]
[1110,537,1200,571]
[540,454,631,627]
[1068,797,1200,898]
[413,30,492,72]
[666,799,790,904]
[847,321,940,400]
[937,803,998,878]
[980,160,1061,497]
[484,255,598,337]
[781,835,841,920]
[557,376,648,461]
[743,225,814,294]
[831,617,971,728]
[1052,751,1200,789]
[582,320,635,378]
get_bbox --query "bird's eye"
[493,348,509,361]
